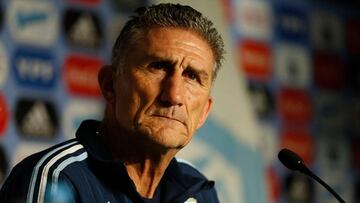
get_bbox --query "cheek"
[114,88,131,123]
[132,70,160,98]
[114,78,139,123]
[114,75,159,124]
[187,95,208,127]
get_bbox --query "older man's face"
[112,27,214,150]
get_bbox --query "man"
[0,3,224,203]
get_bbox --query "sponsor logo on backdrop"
[63,54,102,97]
[15,98,58,139]
[311,12,343,51]
[280,128,314,165]
[12,48,56,89]
[346,18,360,54]
[235,0,272,40]
[247,83,274,118]
[0,41,9,89]
[7,0,58,47]
[284,173,314,203]
[315,93,345,132]
[0,95,8,135]
[275,5,308,42]
[111,0,148,13]
[275,44,311,88]
[0,145,8,183]
[316,137,349,180]
[316,136,351,202]
[63,8,103,49]
[314,53,344,90]
[278,88,312,124]
[68,0,101,6]
[63,99,104,139]
[239,40,272,81]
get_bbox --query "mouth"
[152,115,186,126]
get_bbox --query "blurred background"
[0,0,359,202]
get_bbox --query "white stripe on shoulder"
[37,144,84,203]
[50,152,88,194]
[175,158,197,168]
[26,140,79,203]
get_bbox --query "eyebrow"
[147,54,212,81]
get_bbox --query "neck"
[124,156,173,198]
[99,120,178,198]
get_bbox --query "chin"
[141,128,189,150]
[154,133,188,149]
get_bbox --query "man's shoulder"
[168,158,219,203]
[175,158,208,180]
[15,139,85,170]
[5,139,88,187]
[0,139,87,202]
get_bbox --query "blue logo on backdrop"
[7,0,58,47]
[275,4,308,43]
[12,48,57,89]
[17,12,48,28]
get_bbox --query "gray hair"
[111,3,225,80]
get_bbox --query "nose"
[160,72,185,106]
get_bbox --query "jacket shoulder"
[174,158,220,203]
[176,158,208,180]
[0,139,85,203]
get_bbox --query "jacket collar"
[75,119,114,162]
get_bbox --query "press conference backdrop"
[0,0,359,202]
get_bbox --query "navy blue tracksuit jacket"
[0,120,220,203]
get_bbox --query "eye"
[149,61,172,71]
[183,69,200,82]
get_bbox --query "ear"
[98,65,116,104]
[196,97,213,129]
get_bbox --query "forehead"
[140,27,215,71]
[143,27,212,52]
